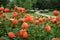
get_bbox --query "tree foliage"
[0,0,60,9]
[0,0,9,7]
[35,0,60,10]
[11,0,37,9]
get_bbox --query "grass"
[6,11,60,19]
[40,11,60,16]
[6,12,40,18]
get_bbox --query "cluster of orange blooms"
[52,38,60,40]
[0,6,28,39]
[18,14,34,23]
[0,7,9,13]
[0,6,60,40]
[8,23,28,38]
[9,15,60,39]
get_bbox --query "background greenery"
[0,0,60,10]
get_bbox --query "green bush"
[9,0,37,10]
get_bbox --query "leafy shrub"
[0,6,60,40]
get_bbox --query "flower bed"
[0,6,60,40]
